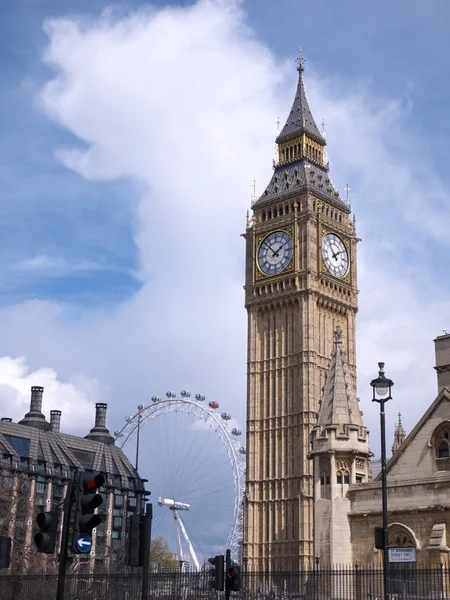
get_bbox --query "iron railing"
[0,564,448,600]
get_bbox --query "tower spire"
[317,325,362,428]
[253,49,347,211]
[392,411,407,455]
[276,50,324,146]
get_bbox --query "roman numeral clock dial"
[322,233,349,278]
[257,231,293,276]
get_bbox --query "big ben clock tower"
[243,54,359,571]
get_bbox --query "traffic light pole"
[225,549,231,600]
[56,480,74,600]
[141,503,153,600]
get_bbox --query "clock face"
[258,231,293,276]
[322,233,349,278]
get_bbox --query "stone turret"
[310,325,370,565]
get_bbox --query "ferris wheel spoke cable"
[166,411,206,492]
[118,396,245,562]
[176,454,231,499]
[175,433,230,493]
[168,440,228,499]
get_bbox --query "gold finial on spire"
[321,119,326,135]
[276,117,280,131]
[345,184,351,201]
[334,324,343,343]
[296,47,305,72]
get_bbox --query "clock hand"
[273,240,289,257]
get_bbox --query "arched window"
[336,458,350,497]
[438,440,449,458]
[435,426,450,471]
[319,457,331,500]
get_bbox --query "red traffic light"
[84,473,105,491]
[229,567,237,577]
[74,472,106,540]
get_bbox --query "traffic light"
[128,512,145,567]
[208,554,224,591]
[73,472,105,548]
[34,509,59,554]
[0,536,12,568]
[227,563,241,592]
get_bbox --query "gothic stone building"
[243,54,358,571]
[311,330,450,567]
[0,386,146,571]
[243,52,450,571]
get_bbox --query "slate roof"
[0,392,144,491]
[317,325,363,429]
[276,65,325,146]
[253,159,348,210]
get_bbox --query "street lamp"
[370,362,394,600]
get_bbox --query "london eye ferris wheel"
[114,391,246,567]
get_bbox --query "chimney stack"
[94,403,107,429]
[85,403,114,445]
[50,410,62,433]
[434,332,450,394]
[30,386,43,414]
[19,386,50,430]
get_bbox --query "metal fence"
[0,565,448,600]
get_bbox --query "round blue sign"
[75,534,92,553]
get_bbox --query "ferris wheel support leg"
[173,510,184,565]
[176,512,201,572]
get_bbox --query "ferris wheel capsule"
[166,391,176,398]
[239,447,246,454]
[195,394,205,401]
[221,413,231,421]
[151,396,161,403]
[231,428,241,436]
[209,401,219,409]
[180,390,191,398]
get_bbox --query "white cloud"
[0,0,446,461]
[0,356,99,432]
[14,254,116,276]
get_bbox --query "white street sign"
[388,548,416,563]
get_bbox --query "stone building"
[243,51,359,571]
[0,386,146,571]
[243,49,450,571]
[311,330,450,567]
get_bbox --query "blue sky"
[1,0,450,555]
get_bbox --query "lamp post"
[370,362,394,600]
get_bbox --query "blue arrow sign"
[75,534,92,554]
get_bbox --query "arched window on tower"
[336,458,350,497]
[319,457,331,500]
